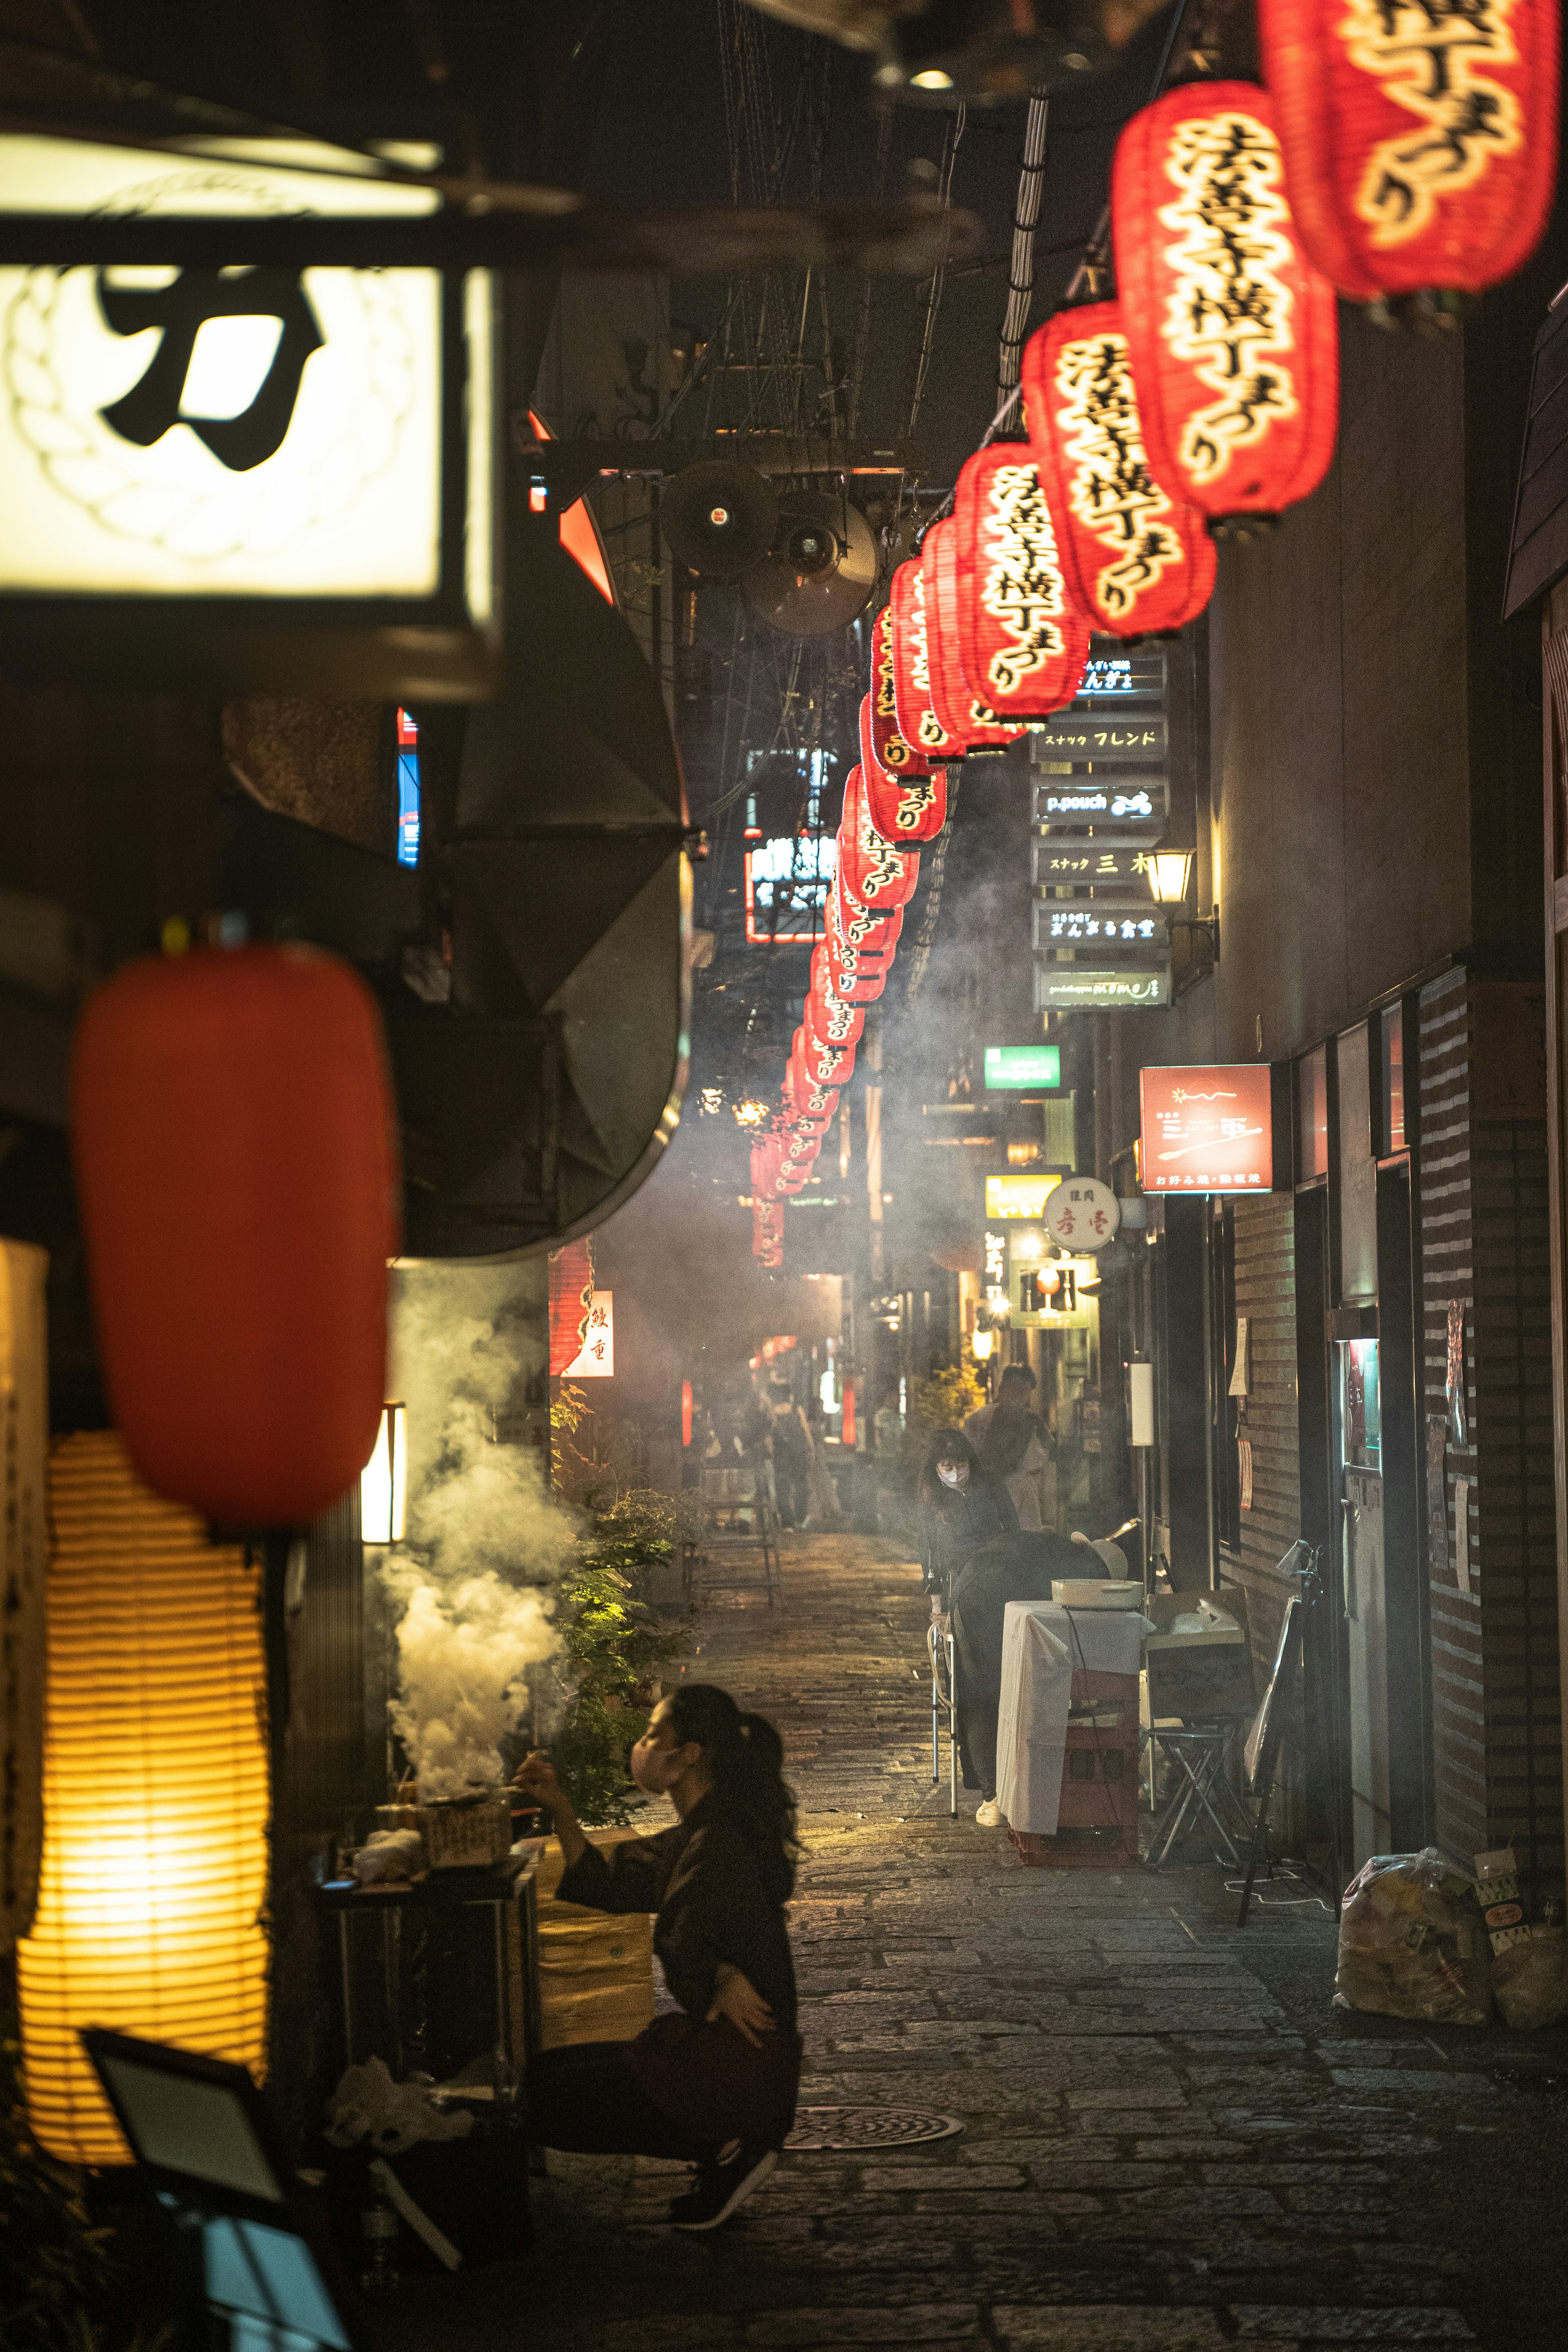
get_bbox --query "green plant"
[911,1363,985,1434]
[551,1488,695,1827]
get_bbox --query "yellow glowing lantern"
[971,1328,995,1362]
[18,1432,269,2165]
[360,1401,408,1546]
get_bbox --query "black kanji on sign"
[96,266,325,472]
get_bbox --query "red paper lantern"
[859,692,948,846]
[548,1239,596,1376]
[865,609,929,781]
[792,1021,857,1091]
[837,764,921,914]
[889,560,959,763]
[951,444,1093,715]
[804,979,865,1059]
[782,1061,839,1125]
[925,519,1030,750]
[1112,82,1340,521]
[1022,303,1217,637]
[753,1198,783,1267]
[1257,0,1558,300]
[71,943,396,1526]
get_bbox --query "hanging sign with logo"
[1034,967,1172,1011]
[0,134,497,695]
[1033,779,1169,837]
[1139,1064,1274,1191]
[561,1291,614,1377]
[1045,1176,1121,1252]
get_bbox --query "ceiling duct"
[223,524,690,1260]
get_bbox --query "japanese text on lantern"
[908,572,949,754]
[1055,332,1183,619]
[1160,111,1300,486]
[978,464,1068,694]
[1343,0,1524,249]
[873,612,917,771]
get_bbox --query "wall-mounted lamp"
[971,1327,996,1361]
[1146,848,1219,958]
[361,1403,408,1545]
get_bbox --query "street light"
[1146,848,1219,959]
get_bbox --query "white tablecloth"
[996,1602,1147,1836]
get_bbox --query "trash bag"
[1491,1927,1568,2030]
[1334,1848,1492,2026]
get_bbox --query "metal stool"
[1143,1717,1254,1868]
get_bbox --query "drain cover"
[783,2107,964,2151]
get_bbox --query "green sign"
[984,1045,1061,1091]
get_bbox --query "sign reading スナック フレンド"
[1035,967,1172,1012]
[1031,717,1166,765]
[1139,1065,1274,1192]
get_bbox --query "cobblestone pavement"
[389,1534,1568,2352]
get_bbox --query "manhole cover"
[783,2107,964,2151]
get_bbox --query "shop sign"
[1139,1063,1273,1191]
[561,1291,614,1376]
[984,1172,1062,1220]
[1033,842,1151,888]
[1034,967,1172,1011]
[0,133,495,693]
[1030,715,1166,764]
[1034,901,1163,951]
[1032,779,1167,836]
[984,1044,1061,1090]
[1004,1223,1095,1326]
[1045,1176,1120,1251]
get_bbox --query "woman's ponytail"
[664,1684,798,1900]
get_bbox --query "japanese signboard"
[1030,717,1166,764]
[1033,842,1152,889]
[1035,967,1171,1011]
[1033,779,1168,837]
[1045,1176,1120,1252]
[984,1173,1062,1220]
[1004,1224,1095,1326]
[1033,901,1164,953]
[1139,1064,1273,1192]
[984,1045,1061,1090]
[561,1290,615,1376]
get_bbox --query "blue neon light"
[396,749,420,868]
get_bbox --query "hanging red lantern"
[951,444,1093,715]
[71,943,396,1528]
[824,900,900,1005]
[1022,303,1218,637]
[889,560,959,764]
[1257,0,1558,301]
[751,1134,786,1201]
[864,609,929,784]
[860,693,949,844]
[925,519,1031,750]
[837,764,921,913]
[753,1197,784,1267]
[1111,82,1340,523]
[804,978,865,1060]
[782,1060,839,1126]
[792,1021,857,1092]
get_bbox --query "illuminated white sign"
[563,1291,614,1378]
[0,136,475,606]
[744,835,837,944]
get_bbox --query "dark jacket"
[555,1794,798,2035]
[918,1472,1018,1597]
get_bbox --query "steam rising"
[384,1269,577,1802]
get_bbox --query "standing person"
[513,1684,801,2232]
[916,1428,1018,1605]
[767,1379,813,1530]
[965,1364,1053,1531]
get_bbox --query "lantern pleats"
[952,445,1093,715]
[1257,0,1559,299]
[859,690,948,846]
[18,1433,269,2166]
[1023,303,1217,637]
[889,560,958,762]
[1112,81,1340,519]
[837,763,921,913]
[927,518,1031,749]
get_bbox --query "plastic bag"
[1491,1927,1568,2030]
[1334,1848,1492,2025]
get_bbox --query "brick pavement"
[385,1532,1568,2352]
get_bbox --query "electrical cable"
[996,89,1051,408]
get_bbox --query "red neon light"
[396,707,418,745]
[681,1379,693,1447]
[527,410,616,605]
[842,1382,856,1449]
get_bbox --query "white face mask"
[938,1464,968,1489]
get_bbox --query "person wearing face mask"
[511,1683,801,2232]
[917,1428,1018,1608]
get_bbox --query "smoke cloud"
[383,1267,578,1800]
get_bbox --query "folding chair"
[1143,1718,1255,1868]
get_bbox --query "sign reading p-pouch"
[0,134,497,695]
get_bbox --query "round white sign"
[1045,1176,1122,1253]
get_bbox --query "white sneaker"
[974,1798,1004,1828]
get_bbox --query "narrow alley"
[384,1537,1568,2352]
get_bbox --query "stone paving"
[387,1533,1568,2352]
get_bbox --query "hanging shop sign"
[1111,83,1340,525]
[1033,778,1168,836]
[1256,0,1559,302]
[1034,966,1172,1011]
[1045,1175,1121,1251]
[1034,842,1152,888]
[1022,302,1215,639]
[1139,1062,1274,1190]
[1034,900,1163,953]
[1003,1224,1097,1326]
[923,518,1029,751]
[984,1044,1062,1090]
[561,1291,615,1376]
[1031,715,1166,764]
[950,443,1091,721]
[984,1172,1063,1219]
[0,133,497,696]
[889,559,958,762]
